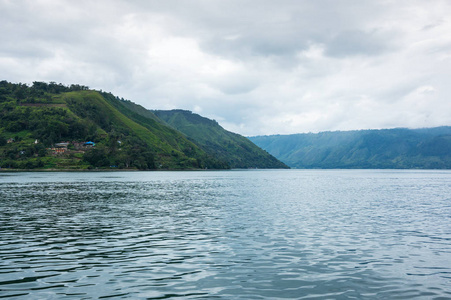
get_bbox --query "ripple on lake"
[0,170,450,299]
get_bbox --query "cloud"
[1,0,451,135]
[325,30,395,57]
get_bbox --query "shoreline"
[0,168,228,172]
[1,167,449,172]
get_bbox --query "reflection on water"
[1,170,451,299]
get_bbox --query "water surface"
[1,170,450,299]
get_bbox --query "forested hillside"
[153,110,288,169]
[0,81,285,170]
[250,127,451,169]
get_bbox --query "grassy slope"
[62,91,226,169]
[101,93,229,169]
[63,92,170,153]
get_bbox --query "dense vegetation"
[0,81,285,170]
[250,127,451,169]
[152,110,288,169]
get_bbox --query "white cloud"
[1,0,451,135]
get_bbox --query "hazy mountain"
[249,127,451,169]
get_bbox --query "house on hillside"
[54,142,69,149]
[84,141,95,147]
[48,142,69,155]
[73,142,84,150]
[73,141,96,150]
[52,148,66,154]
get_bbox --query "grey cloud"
[130,1,374,59]
[200,29,311,66]
[325,30,395,57]
[215,79,258,95]
[164,1,399,71]
[204,66,260,96]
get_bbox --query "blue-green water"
[0,170,450,299]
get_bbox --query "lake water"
[0,170,450,299]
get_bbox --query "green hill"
[0,81,286,170]
[249,127,451,169]
[0,82,209,169]
[145,109,288,169]
[0,81,224,170]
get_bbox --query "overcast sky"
[1,0,451,136]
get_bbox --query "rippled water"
[0,170,450,299]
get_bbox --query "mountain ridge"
[249,127,451,169]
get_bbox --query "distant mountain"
[152,110,289,169]
[0,81,286,170]
[249,127,451,169]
